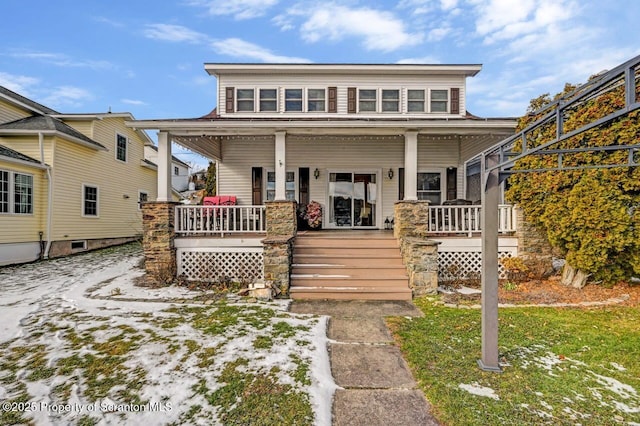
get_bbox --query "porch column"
[404,130,418,201]
[157,131,172,202]
[274,131,287,201]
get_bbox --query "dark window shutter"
[226,87,235,113]
[398,167,405,201]
[450,88,459,114]
[446,167,457,200]
[328,87,337,113]
[347,87,356,113]
[299,167,309,206]
[252,167,262,205]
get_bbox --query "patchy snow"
[0,244,336,425]
[458,382,500,400]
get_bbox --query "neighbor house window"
[307,89,326,112]
[430,90,448,112]
[408,90,426,112]
[0,170,8,213]
[266,171,295,201]
[138,191,148,210]
[83,184,98,217]
[116,134,127,162]
[259,89,277,112]
[417,172,442,205]
[285,89,303,111]
[359,89,377,112]
[382,90,400,112]
[236,89,254,112]
[0,170,33,214]
[174,166,179,176]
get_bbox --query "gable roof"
[0,86,59,115]
[0,144,48,169]
[0,115,107,151]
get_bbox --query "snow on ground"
[0,244,336,425]
[457,382,500,400]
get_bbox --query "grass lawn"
[387,296,640,426]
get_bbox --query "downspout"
[39,132,53,259]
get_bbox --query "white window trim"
[138,190,149,211]
[236,88,256,112]
[357,88,378,113]
[265,168,297,202]
[307,88,327,113]
[115,133,128,163]
[82,183,99,218]
[406,88,427,113]
[417,169,445,205]
[259,88,278,112]
[381,89,401,113]
[284,88,304,113]
[429,89,450,114]
[0,169,34,215]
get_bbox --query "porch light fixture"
[387,168,394,179]
[314,168,320,179]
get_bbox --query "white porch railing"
[175,205,266,236]
[427,204,517,235]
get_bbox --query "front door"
[327,171,378,228]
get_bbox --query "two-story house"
[0,86,157,265]
[130,63,518,299]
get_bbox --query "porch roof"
[127,114,516,161]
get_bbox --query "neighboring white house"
[144,144,190,192]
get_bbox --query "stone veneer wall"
[263,201,297,296]
[515,206,554,269]
[142,202,178,286]
[394,201,439,295]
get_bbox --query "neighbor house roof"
[0,144,48,169]
[145,144,190,167]
[0,86,59,115]
[0,115,107,151]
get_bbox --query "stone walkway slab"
[328,317,392,343]
[333,389,439,426]
[290,299,424,318]
[329,343,416,388]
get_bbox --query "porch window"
[116,134,127,162]
[285,89,303,112]
[307,89,326,112]
[382,89,399,112]
[83,184,98,217]
[259,89,277,112]
[408,90,426,112]
[358,89,377,112]
[266,171,296,201]
[430,89,448,113]
[1,170,33,214]
[417,172,442,205]
[236,89,254,112]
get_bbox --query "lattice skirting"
[438,250,515,281]
[177,248,264,282]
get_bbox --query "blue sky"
[1,0,638,168]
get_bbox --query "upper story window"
[237,89,254,112]
[430,89,448,113]
[308,89,326,112]
[408,90,426,112]
[259,89,277,112]
[116,134,127,162]
[382,90,400,112]
[358,89,377,112]
[0,170,33,214]
[285,89,303,112]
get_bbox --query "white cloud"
[10,50,114,70]
[297,4,424,52]
[396,56,441,64]
[210,38,311,63]
[41,86,93,109]
[428,26,451,41]
[0,72,40,96]
[143,24,208,43]
[121,99,147,106]
[187,0,279,20]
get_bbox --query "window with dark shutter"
[347,87,356,113]
[450,88,460,114]
[226,87,235,113]
[252,167,263,205]
[328,87,337,113]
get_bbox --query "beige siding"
[0,160,47,244]
[0,136,54,165]
[219,73,466,118]
[49,116,157,241]
[0,99,31,124]
[63,120,94,139]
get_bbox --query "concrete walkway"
[290,300,440,426]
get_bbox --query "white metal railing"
[427,204,517,235]
[175,205,266,236]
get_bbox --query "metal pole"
[478,153,502,372]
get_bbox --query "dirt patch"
[442,276,640,306]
